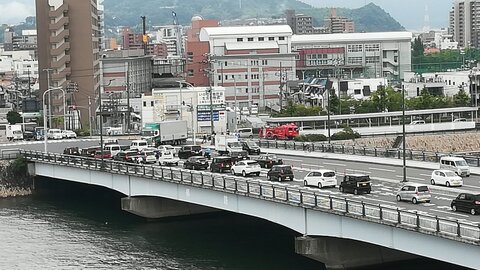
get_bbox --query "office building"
[451,0,480,47]
[36,0,100,128]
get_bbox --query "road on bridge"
[4,139,480,225]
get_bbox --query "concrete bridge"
[22,151,480,270]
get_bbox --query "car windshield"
[267,154,277,159]
[456,160,468,166]
[142,130,154,136]
[444,171,457,177]
[281,166,292,172]
[192,146,201,151]
[246,142,258,147]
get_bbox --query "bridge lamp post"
[401,84,408,183]
[100,79,116,163]
[43,87,65,153]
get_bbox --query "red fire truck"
[258,123,299,140]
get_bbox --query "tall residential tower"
[452,0,480,48]
[36,0,101,129]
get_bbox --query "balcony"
[51,55,70,69]
[50,42,70,56]
[49,17,69,30]
[49,29,69,43]
[51,67,71,81]
[48,3,68,18]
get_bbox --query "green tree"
[412,36,424,57]
[52,116,64,128]
[328,92,340,114]
[453,88,471,106]
[6,111,22,124]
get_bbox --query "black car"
[113,150,139,163]
[451,193,480,215]
[267,165,294,182]
[183,156,209,170]
[23,131,35,141]
[210,156,233,173]
[63,147,80,156]
[178,145,202,159]
[80,146,100,157]
[339,174,372,195]
[254,154,283,168]
[241,141,261,155]
[228,150,249,163]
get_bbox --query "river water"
[0,178,471,270]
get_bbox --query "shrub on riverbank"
[0,157,33,197]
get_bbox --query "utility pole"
[141,16,147,55]
[43,68,53,129]
[402,83,407,183]
[88,96,92,137]
[279,62,283,111]
[126,63,130,134]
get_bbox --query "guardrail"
[22,150,480,245]
[256,139,480,167]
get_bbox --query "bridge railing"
[22,150,480,244]
[257,140,480,167]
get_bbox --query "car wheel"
[471,209,477,215]
[412,197,418,204]
[452,205,457,212]
[192,165,197,170]
[353,189,358,195]
[255,172,260,176]
[318,183,323,189]
[430,179,435,185]
[446,181,451,187]
[242,171,247,177]
[304,180,308,186]
[396,195,401,202]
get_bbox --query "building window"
[366,56,380,63]
[248,37,254,41]
[151,101,154,107]
[218,75,221,81]
[279,36,285,41]
[365,44,380,52]
[246,88,248,93]
[143,101,147,107]
[237,38,243,42]
[354,89,361,95]
[188,69,194,76]
[268,37,275,41]
[187,52,193,63]
[347,57,363,64]
[262,59,268,65]
[383,51,388,58]
[347,44,363,52]
[224,61,228,66]
[258,37,264,41]
[245,74,248,79]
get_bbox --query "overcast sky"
[3,0,452,31]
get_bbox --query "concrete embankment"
[0,158,33,198]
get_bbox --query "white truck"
[214,135,248,160]
[6,124,23,141]
[141,120,188,147]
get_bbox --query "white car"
[61,130,77,139]
[303,169,337,188]
[231,160,261,177]
[158,150,179,166]
[47,129,63,140]
[431,169,463,187]
[137,150,157,164]
[158,145,178,156]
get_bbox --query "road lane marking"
[429,208,470,218]
[369,167,396,172]
[323,162,347,167]
[395,175,425,181]
[281,158,303,162]
[346,169,371,174]
[419,174,431,178]
[462,184,480,189]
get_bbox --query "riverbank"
[0,158,33,198]
[341,131,480,153]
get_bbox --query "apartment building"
[452,0,480,47]
[3,29,38,53]
[292,31,412,81]
[198,25,297,111]
[36,0,100,128]
[324,8,355,34]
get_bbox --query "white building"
[199,25,297,111]
[292,32,412,81]
[154,25,184,57]
[337,78,389,100]
[142,86,227,135]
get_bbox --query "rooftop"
[291,31,412,44]
[200,25,292,39]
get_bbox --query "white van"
[130,140,149,151]
[440,156,471,177]
[236,128,253,138]
[104,144,121,157]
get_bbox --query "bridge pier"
[295,236,418,270]
[121,196,219,219]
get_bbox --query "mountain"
[103,0,404,32]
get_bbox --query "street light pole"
[43,87,64,153]
[402,84,408,182]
